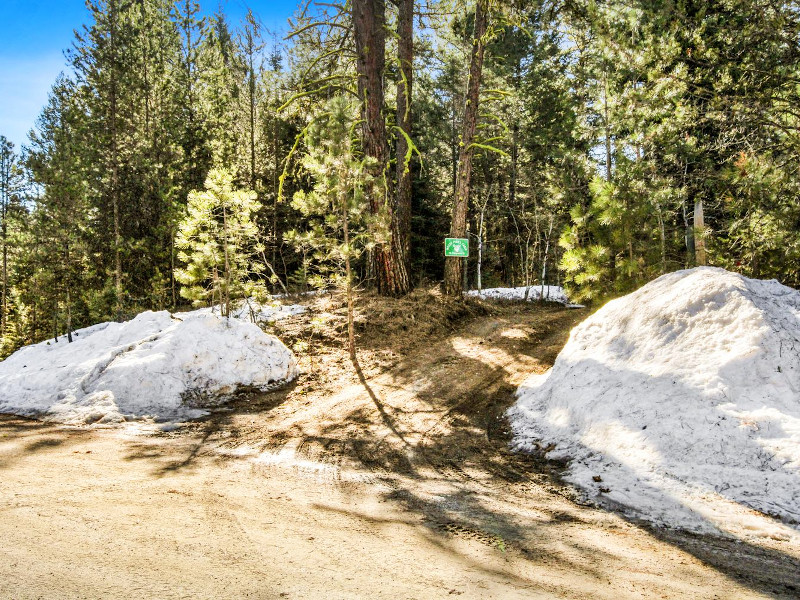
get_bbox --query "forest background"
[2,0,800,357]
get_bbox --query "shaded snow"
[188,299,306,323]
[509,267,800,540]
[466,285,574,305]
[0,309,297,426]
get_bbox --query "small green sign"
[445,237,469,257]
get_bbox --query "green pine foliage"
[287,96,381,292]
[560,166,667,302]
[175,168,266,317]
[288,95,382,358]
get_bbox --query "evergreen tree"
[288,96,379,359]
[175,168,265,317]
[353,0,410,296]
[26,75,92,343]
[0,136,22,332]
[4,0,800,355]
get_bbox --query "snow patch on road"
[510,267,800,540]
[225,442,376,483]
[0,309,297,426]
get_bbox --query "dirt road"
[2,297,799,599]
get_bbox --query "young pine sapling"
[288,96,386,361]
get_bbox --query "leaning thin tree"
[289,96,377,362]
[443,0,490,296]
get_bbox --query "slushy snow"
[0,308,297,426]
[510,267,800,540]
[467,285,572,304]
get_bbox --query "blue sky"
[0,0,299,151]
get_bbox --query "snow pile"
[190,300,306,324]
[467,285,571,305]
[0,310,296,426]
[510,267,800,539]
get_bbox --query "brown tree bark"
[395,0,413,270]
[248,51,257,192]
[109,0,123,319]
[1,140,10,333]
[343,184,356,362]
[604,71,612,181]
[353,0,410,296]
[443,0,488,296]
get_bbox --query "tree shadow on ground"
[120,380,298,477]
[0,414,89,470]
[288,308,633,592]
[310,499,613,599]
[312,306,800,598]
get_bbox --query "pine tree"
[288,96,379,360]
[353,0,410,296]
[238,9,266,192]
[199,10,242,169]
[175,168,265,317]
[26,75,92,343]
[174,0,210,192]
[394,0,414,268]
[0,136,20,332]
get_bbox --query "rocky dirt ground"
[1,288,799,599]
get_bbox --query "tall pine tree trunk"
[444,0,488,296]
[170,228,177,307]
[477,190,490,292]
[509,61,519,215]
[249,58,257,191]
[221,203,231,317]
[1,145,7,332]
[604,71,612,180]
[139,0,151,135]
[451,97,458,197]
[65,243,73,344]
[353,0,409,296]
[1,219,6,334]
[656,201,667,273]
[246,15,258,192]
[272,111,280,279]
[109,0,123,319]
[395,0,413,270]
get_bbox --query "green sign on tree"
[445,237,469,257]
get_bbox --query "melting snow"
[187,299,306,323]
[466,285,577,306]
[0,307,298,426]
[510,267,800,540]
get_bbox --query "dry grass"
[269,285,491,380]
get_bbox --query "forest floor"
[1,288,799,599]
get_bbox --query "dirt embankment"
[1,289,799,599]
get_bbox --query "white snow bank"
[189,299,306,324]
[0,310,297,426]
[467,285,573,305]
[510,267,800,540]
